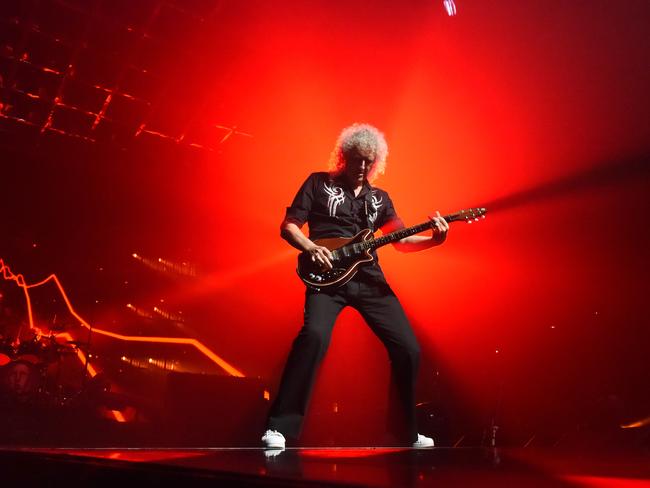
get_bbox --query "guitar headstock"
[448,207,487,224]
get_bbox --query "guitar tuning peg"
[467,220,472,224]
[474,217,479,221]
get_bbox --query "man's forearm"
[393,212,449,252]
[280,221,316,252]
[393,235,442,253]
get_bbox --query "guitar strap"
[363,183,375,231]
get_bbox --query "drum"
[0,338,15,366]
[16,335,44,358]
[15,335,50,367]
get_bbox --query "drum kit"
[0,330,82,405]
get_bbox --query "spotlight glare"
[443,0,457,16]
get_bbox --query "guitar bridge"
[307,268,347,285]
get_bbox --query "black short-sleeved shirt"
[284,171,405,281]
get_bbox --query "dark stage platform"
[1,446,648,487]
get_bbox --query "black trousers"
[267,277,421,443]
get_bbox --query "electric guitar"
[297,207,487,289]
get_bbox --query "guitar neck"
[367,212,461,251]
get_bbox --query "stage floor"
[1,446,649,487]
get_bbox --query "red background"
[1,0,649,443]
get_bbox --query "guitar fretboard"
[367,220,439,250]
[329,208,485,260]
[332,213,457,259]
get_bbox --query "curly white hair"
[327,123,388,183]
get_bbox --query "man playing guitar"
[262,123,449,449]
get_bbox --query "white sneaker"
[412,433,434,448]
[263,448,285,459]
[262,429,286,449]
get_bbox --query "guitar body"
[297,229,375,290]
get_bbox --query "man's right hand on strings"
[307,244,333,270]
